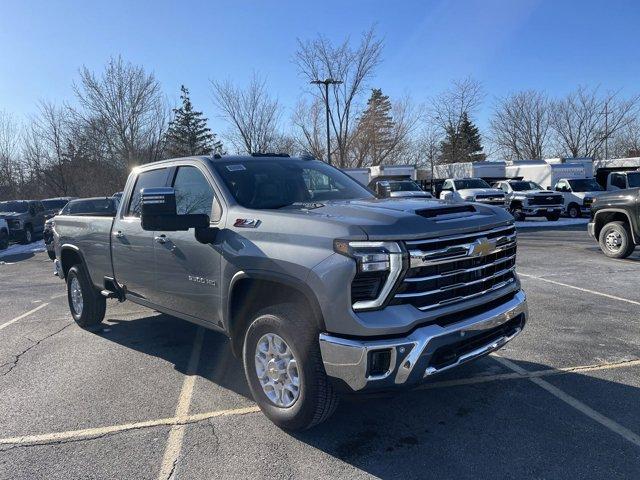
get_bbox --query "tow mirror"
[140,188,210,232]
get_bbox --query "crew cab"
[0,218,8,250]
[552,178,606,218]
[53,154,528,430]
[588,188,640,259]
[0,200,45,244]
[493,180,563,221]
[439,178,507,208]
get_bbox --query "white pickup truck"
[552,178,606,218]
[439,178,507,208]
[605,171,640,191]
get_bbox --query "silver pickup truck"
[53,154,528,430]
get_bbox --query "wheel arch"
[226,271,325,357]
[59,244,86,279]
[594,209,637,243]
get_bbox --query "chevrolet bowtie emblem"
[468,237,497,257]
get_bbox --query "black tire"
[545,212,561,221]
[242,303,338,430]
[567,203,581,219]
[66,265,106,328]
[21,225,33,244]
[510,206,525,221]
[598,221,636,259]
[0,231,8,250]
[47,249,56,261]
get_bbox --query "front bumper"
[319,291,527,391]
[522,206,562,216]
[587,222,595,238]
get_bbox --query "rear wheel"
[598,221,635,259]
[66,265,106,328]
[21,225,33,244]
[567,203,581,219]
[242,303,338,430]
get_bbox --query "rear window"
[42,199,70,210]
[0,201,28,213]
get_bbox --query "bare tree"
[211,75,281,154]
[73,56,168,170]
[0,111,23,198]
[294,27,383,166]
[430,77,484,163]
[490,90,551,160]
[291,98,325,159]
[550,86,640,159]
[609,118,640,158]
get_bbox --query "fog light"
[368,349,392,377]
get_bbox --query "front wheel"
[510,207,525,221]
[0,231,8,250]
[47,249,56,260]
[567,203,581,219]
[599,221,636,259]
[21,225,33,244]
[242,303,338,430]
[546,212,561,221]
[67,265,106,328]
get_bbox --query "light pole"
[311,78,342,165]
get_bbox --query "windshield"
[212,158,374,209]
[627,172,640,188]
[567,179,604,192]
[389,180,423,192]
[510,181,543,191]
[0,201,28,213]
[42,199,69,210]
[454,178,491,189]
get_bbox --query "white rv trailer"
[431,161,506,181]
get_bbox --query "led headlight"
[334,240,404,310]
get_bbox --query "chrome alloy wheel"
[70,276,84,316]
[605,229,623,252]
[254,333,300,407]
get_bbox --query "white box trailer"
[342,165,417,185]
[430,161,506,181]
[505,160,591,190]
[342,168,371,186]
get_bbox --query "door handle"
[154,234,168,244]
[114,231,125,239]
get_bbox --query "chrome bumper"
[587,222,595,238]
[319,291,527,391]
[522,206,562,215]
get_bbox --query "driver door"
[154,164,223,325]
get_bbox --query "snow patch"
[515,218,589,229]
[0,240,46,259]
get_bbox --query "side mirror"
[546,186,552,190]
[140,187,210,232]
[376,181,392,198]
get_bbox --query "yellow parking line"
[495,357,640,448]
[519,273,640,306]
[0,303,49,331]
[1,358,638,450]
[157,327,205,480]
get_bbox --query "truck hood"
[515,190,562,197]
[389,191,432,198]
[272,197,513,241]
[0,212,22,218]
[571,191,608,199]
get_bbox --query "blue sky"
[2,0,640,137]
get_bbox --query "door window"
[611,174,626,189]
[442,180,453,191]
[127,168,169,217]
[173,166,215,219]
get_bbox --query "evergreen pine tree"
[356,89,395,165]
[165,85,222,157]
[439,112,485,163]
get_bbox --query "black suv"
[0,200,46,244]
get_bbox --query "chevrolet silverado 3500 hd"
[53,154,528,430]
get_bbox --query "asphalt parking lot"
[1,224,639,480]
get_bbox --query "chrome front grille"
[474,194,505,206]
[392,225,517,311]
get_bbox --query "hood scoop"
[416,205,476,218]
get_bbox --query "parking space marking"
[519,273,640,306]
[0,303,49,331]
[495,356,640,449]
[158,327,205,480]
[0,358,638,450]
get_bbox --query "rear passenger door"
[154,164,223,324]
[111,167,170,303]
